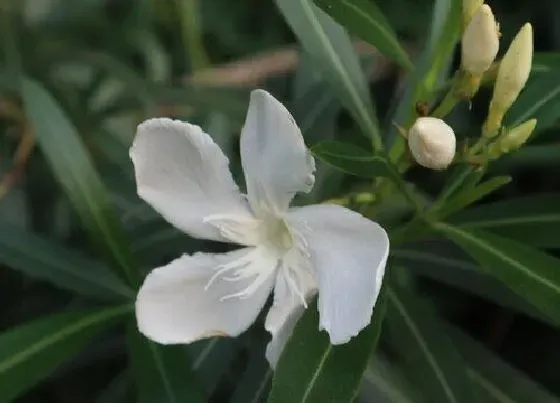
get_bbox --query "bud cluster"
[405,1,535,171]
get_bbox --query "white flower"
[130,89,389,367]
[408,117,456,170]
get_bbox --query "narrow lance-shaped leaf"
[275,0,382,150]
[506,70,560,136]
[385,283,476,403]
[21,78,137,285]
[448,326,560,403]
[0,305,131,403]
[435,222,560,325]
[0,221,132,300]
[313,0,413,70]
[127,326,205,403]
[450,193,560,249]
[268,289,387,403]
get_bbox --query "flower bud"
[408,117,456,170]
[463,0,484,27]
[484,23,533,136]
[491,119,537,156]
[461,5,499,76]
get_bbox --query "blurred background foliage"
[1,0,560,402]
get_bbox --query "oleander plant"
[1,0,560,402]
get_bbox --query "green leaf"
[0,221,132,299]
[435,223,560,325]
[274,0,382,150]
[438,176,512,218]
[506,70,560,135]
[361,355,420,402]
[386,284,475,403]
[0,305,130,403]
[231,350,272,403]
[311,141,398,178]
[392,246,551,324]
[313,0,412,70]
[448,327,560,403]
[450,193,560,248]
[127,327,205,403]
[22,78,137,285]
[268,290,387,403]
[532,52,560,74]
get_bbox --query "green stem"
[431,89,460,119]
[173,0,210,71]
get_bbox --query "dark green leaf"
[361,355,420,402]
[127,327,205,403]
[506,70,560,135]
[311,141,397,179]
[435,223,560,325]
[392,246,551,324]
[0,221,132,299]
[231,350,272,403]
[313,0,412,70]
[274,0,381,148]
[532,52,560,74]
[0,305,130,403]
[268,290,387,403]
[386,283,475,403]
[22,78,137,284]
[448,327,560,403]
[451,193,560,248]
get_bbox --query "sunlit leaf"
[313,0,412,70]
[275,0,381,148]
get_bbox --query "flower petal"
[136,248,276,344]
[240,90,315,215]
[264,270,316,367]
[130,118,253,242]
[286,204,389,344]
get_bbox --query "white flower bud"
[461,5,499,76]
[463,0,484,27]
[485,23,533,137]
[408,117,456,170]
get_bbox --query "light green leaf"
[274,0,382,150]
[22,78,137,284]
[127,327,205,403]
[506,70,560,135]
[438,176,512,218]
[386,284,475,403]
[435,223,560,325]
[449,327,560,403]
[0,221,132,299]
[0,305,130,403]
[313,0,412,70]
[268,290,387,403]
[450,193,560,249]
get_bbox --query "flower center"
[261,216,293,258]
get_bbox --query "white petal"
[130,118,254,243]
[264,271,316,367]
[135,248,276,344]
[240,90,315,215]
[286,204,389,344]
